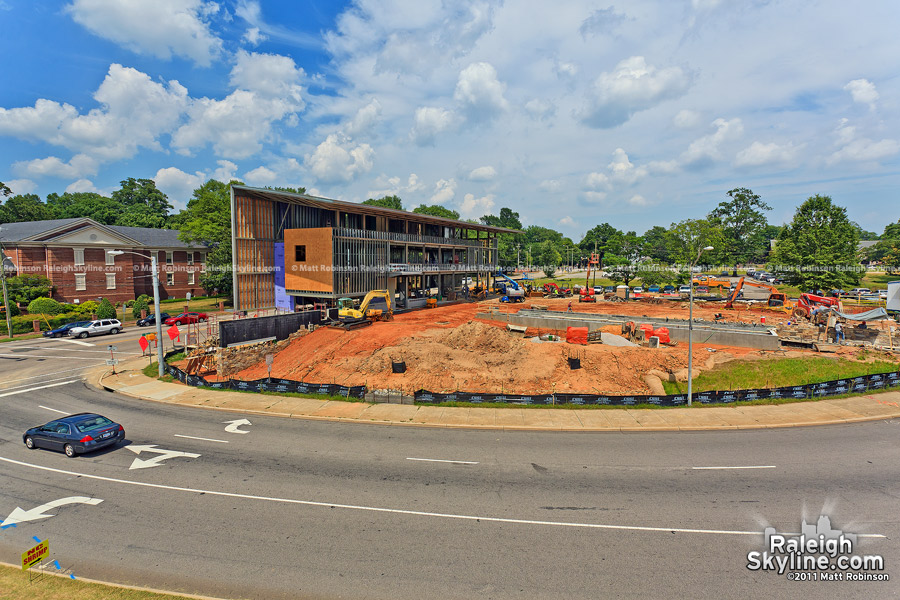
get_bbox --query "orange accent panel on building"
[284,228,333,293]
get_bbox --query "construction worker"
[567,302,573,313]
[834,320,844,344]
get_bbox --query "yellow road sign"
[22,539,49,570]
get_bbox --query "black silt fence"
[217,310,325,348]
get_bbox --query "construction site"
[173,276,900,398]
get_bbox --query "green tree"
[111,178,173,228]
[412,204,460,219]
[97,297,116,319]
[27,297,64,315]
[176,180,246,297]
[6,274,54,304]
[45,192,123,224]
[770,195,861,289]
[132,297,150,319]
[578,223,622,256]
[0,181,11,198]
[0,194,55,223]
[362,195,403,210]
[707,187,771,268]
[604,232,644,288]
[641,226,673,263]
[866,220,900,272]
[480,208,523,268]
[537,241,562,278]
[852,222,879,241]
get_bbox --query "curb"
[86,360,900,433]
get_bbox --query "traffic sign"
[138,336,149,352]
[22,539,49,570]
[106,359,119,366]
[107,345,117,351]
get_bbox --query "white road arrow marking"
[223,419,252,434]
[126,445,201,470]
[1,496,103,527]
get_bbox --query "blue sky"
[1,0,898,238]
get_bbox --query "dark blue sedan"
[23,413,125,458]
[43,320,91,338]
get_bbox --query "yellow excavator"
[332,290,393,330]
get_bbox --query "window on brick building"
[187,252,194,265]
[75,273,86,291]
[166,272,174,286]
[74,248,84,266]
[200,253,206,271]
[106,273,116,290]
[166,251,173,265]
[188,271,195,285]
[105,251,115,266]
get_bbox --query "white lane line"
[56,338,96,346]
[39,405,69,415]
[1,374,91,393]
[407,457,479,465]
[5,456,880,539]
[0,365,100,385]
[2,346,141,355]
[174,434,229,444]
[0,380,81,398]
[0,353,109,361]
[693,466,777,470]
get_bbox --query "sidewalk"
[89,357,900,432]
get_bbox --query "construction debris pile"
[213,329,312,377]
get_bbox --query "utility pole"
[0,232,13,339]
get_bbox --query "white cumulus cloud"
[468,165,497,181]
[430,178,457,205]
[454,62,509,121]
[608,148,648,185]
[581,56,691,128]
[243,165,279,185]
[345,99,382,137]
[459,192,495,218]
[681,117,743,167]
[242,27,267,46]
[844,79,879,110]
[154,166,206,205]
[14,154,98,179]
[411,106,455,146]
[5,179,37,195]
[735,141,799,167]
[305,134,375,183]
[828,138,900,164]
[66,0,223,66]
[65,179,100,194]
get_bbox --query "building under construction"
[230,185,517,311]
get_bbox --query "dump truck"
[725,278,794,311]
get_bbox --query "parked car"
[663,285,676,293]
[632,286,643,294]
[879,289,888,299]
[43,320,91,338]
[604,286,615,293]
[137,312,171,327]
[696,285,710,293]
[849,288,871,295]
[23,413,125,458]
[648,285,660,293]
[593,286,604,294]
[163,312,208,326]
[68,319,123,338]
[829,289,845,297]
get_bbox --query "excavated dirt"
[207,298,781,395]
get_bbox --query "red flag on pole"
[138,336,149,352]
[167,324,180,341]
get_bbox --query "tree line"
[2,180,898,297]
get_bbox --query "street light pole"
[109,250,165,378]
[687,245,714,407]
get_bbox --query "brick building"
[0,218,206,304]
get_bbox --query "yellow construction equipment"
[725,278,794,312]
[333,290,393,330]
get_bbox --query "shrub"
[76,300,99,315]
[27,297,64,315]
[137,294,153,306]
[97,298,116,319]
[132,298,149,319]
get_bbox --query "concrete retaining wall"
[477,310,781,351]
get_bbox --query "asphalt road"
[0,360,898,598]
